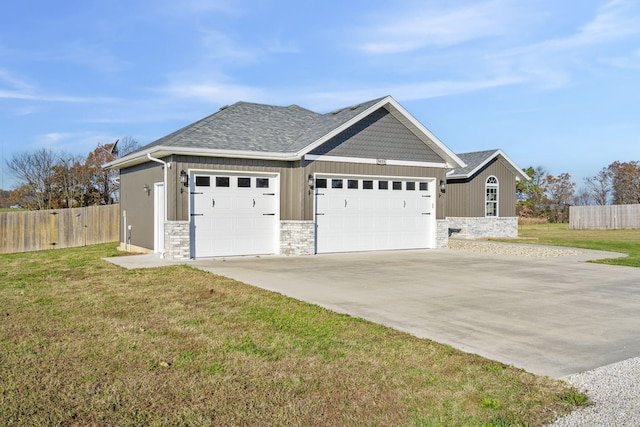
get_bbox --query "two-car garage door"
[314,175,435,253]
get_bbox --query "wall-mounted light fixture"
[180,170,189,187]
[307,174,314,190]
[439,179,446,194]
[143,184,150,195]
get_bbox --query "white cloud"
[357,0,520,54]
[161,81,267,105]
[296,75,525,112]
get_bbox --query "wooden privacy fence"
[569,204,640,229]
[0,204,120,254]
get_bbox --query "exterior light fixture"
[180,170,189,187]
[308,174,314,190]
[439,179,446,194]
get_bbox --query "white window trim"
[485,175,499,217]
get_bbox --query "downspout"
[147,153,169,257]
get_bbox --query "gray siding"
[171,155,298,220]
[310,108,442,163]
[119,161,164,250]
[446,158,517,217]
[303,161,447,220]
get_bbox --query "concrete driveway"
[187,245,640,379]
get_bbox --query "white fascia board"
[304,154,448,169]
[295,96,394,158]
[297,96,466,170]
[384,98,466,169]
[104,146,301,170]
[446,150,531,181]
[496,150,531,181]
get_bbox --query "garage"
[190,172,279,257]
[314,175,435,253]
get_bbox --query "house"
[105,96,528,260]
[446,149,530,239]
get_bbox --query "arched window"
[485,176,498,217]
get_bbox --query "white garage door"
[190,173,279,257]
[315,175,434,253]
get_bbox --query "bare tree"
[5,148,58,209]
[573,187,593,206]
[546,172,575,223]
[584,167,611,205]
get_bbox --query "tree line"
[517,161,640,223]
[3,137,139,210]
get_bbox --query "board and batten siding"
[446,158,517,218]
[172,155,300,221]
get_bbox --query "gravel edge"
[546,357,640,426]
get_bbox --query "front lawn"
[0,244,585,426]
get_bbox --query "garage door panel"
[316,176,434,254]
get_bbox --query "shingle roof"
[134,97,387,155]
[141,102,321,153]
[447,149,530,181]
[105,95,466,170]
[448,150,500,178]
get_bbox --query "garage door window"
[332,179,343,189]
[216,177,230,187]
[393,181,402,190]
[256,178,270,188]
[315,178,327,189]
[363,180,373,189]
[195,176,210,187]
[238,177,251,188]
[379,180,388,190]
[420,182,428,191]
[348,180,359,189]
[406,182,416,191]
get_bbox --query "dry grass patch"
[0,244,586,426]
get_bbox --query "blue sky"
[1,0,639,190]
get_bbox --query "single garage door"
[315,175,434,253]
[190,173,279,257]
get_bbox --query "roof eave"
[296,96,467,170]
[445,149,531,181]
[103,146,301,170]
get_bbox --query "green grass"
[503,224,640,267]
[0,243,587,426]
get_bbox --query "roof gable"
[447,149,530,181]
[105,96,465,170]
[309,107,443,163]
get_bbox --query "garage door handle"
[422,212,431,215]
[404,200,406,208]
[345,199,347,208]
[253,199,255,207]
[263,213,275,216]
[212,199,215,208]
[263,193,275,196]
